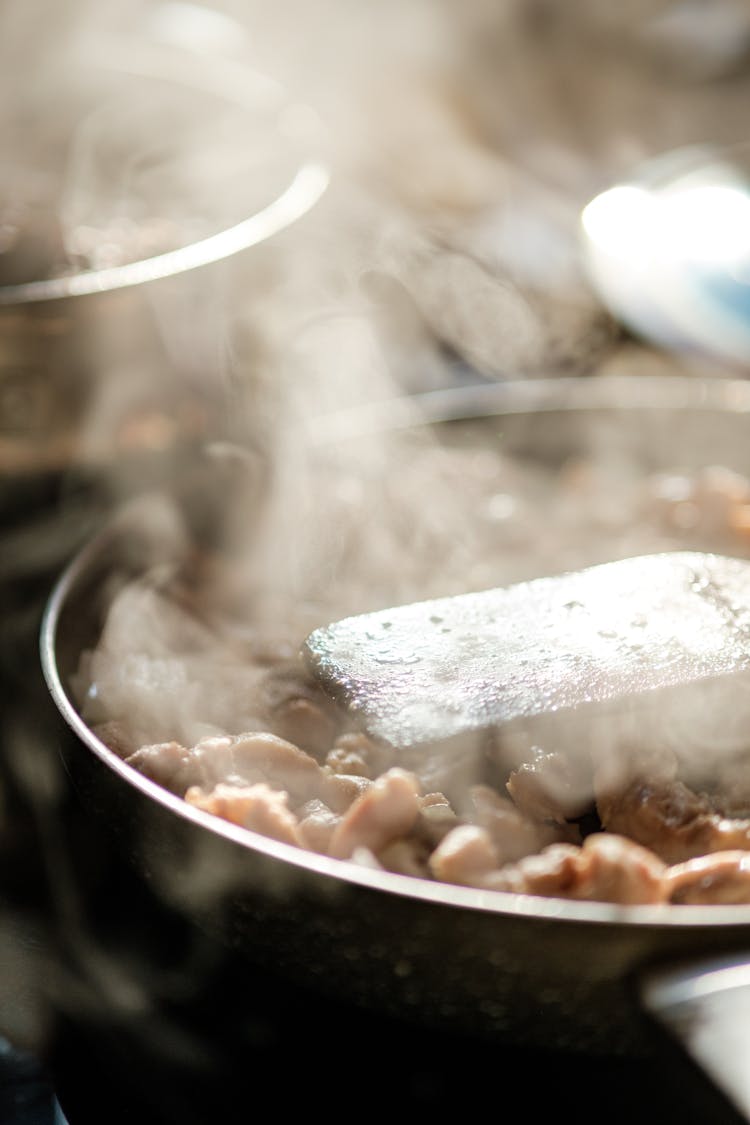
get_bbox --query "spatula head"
[303,552,750,753]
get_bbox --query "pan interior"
[40,376,750,929]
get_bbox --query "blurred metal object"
[0,34,328,488]
[581,143,750,370]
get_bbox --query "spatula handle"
[641,951,750,1123]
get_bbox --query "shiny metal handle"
[641,952,750,1123]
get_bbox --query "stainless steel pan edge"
[36,386,750,1117]
[38,503,750,1073]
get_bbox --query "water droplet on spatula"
[303,553,750,761]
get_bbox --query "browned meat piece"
[328,768,421,860]
[467,784,578,864]
[597,778,750,864]
[572,833,667,904]
[709,754,750,818]
[428,825,500,886]
[431,829,667,903]
[506,748,590,823]
[486,834,667,904]
[668,852,750,904]
[185,782,303,847]
[258,664,342,757]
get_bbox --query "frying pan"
[40,375,750,1121]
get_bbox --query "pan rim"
[40,373,750,932]
[0,39,329,307]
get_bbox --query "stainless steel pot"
[0,33,328,484]
[40,375,750,1120]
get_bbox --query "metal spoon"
[581,143,750,370]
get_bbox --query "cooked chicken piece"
[571,833,667,904]
[271,696,339,758]
[258,664,341,757]
[297,798,340,853]
[328,768,421,860]
[506,748,589,823]
[597,778,750,864]
[228,732,329,807]
[378,838,431,878]
[668,851,750,905]
[485,834,667,904]
[324,772,372,813]
[127,728,359,815]
[428,824,499,886]
[416,792,460,847]
[349,846,384,870]
[126,737,226,794]
[468,784,578,863]
[325,732,382,779]
[483,842,582,896]
[185,782,303,847]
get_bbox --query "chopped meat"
[268,695,339,759]
[297,798,340,853]
[126,738,218,794]
[416,791,459,847]
[185,782,303,847]
[228,732,329,807]
[467,784,578,863]
[79,445,750,907]
[349,846,384,870]
[258,664,341,757]
[506,748,590,823]
[485,834,667,904]
[378,838,432,878]
[328,768,421,860]
[570,833,667,904]
[324,732,381,778]
[597,778,750,864]
[126,730,329,809]
[668,851,750,904]
[428,824,499,886]
[484,843,583,896]
[324,772,373,813]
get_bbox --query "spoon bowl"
[581,142,750,369]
